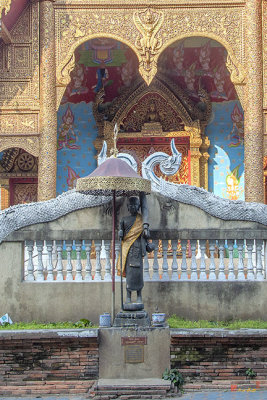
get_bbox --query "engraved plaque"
[121,337,147,345]
[124,344,144,364]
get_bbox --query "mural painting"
[158,37,244,200]
[56,37,244,200]
[56,39,139,195]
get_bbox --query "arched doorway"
[56,37,140,195]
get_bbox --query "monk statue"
[117,194,154,310]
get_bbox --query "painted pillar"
[244,0,264,202]
[0,180,10,210]
[38,0,57,201]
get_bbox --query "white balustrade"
[55,240,64,281]
[256,240,264,280]
[227,240,235,281]
[36,240,45,281]
[104,240,111,281]
[190,240,197,280]
[25,240,35,281]
[208,240,216,281]
[237,240,245,280]
[246,240,255,280]
[152,239,159,280]
[94,240,102,281]
[161,240,169,280]
[171,240,178,281]
[218,241,226,281]
[199,240,207,281]
[75,240,83,281]
[84,240,92,280]
[180,240,188,280]
[23,237,267,282]
[65,240,73,281]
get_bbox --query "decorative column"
[38,0,57,201]
[0,179,10,210]
[244,0,264,202]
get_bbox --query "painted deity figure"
[92,62,109,93]
[118,196,154,308]
[57,106,80,150]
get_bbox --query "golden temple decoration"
[0,0,12,17]
[110,123,119,158]
[133,8,164,85]
[244,0,264,203]
[38,0,57,201]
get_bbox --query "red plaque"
[121,337,147,345]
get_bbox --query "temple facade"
[0,0,266,208]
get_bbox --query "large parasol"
[76,147,151,320]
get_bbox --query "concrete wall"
[5,193,267,242]
[0,242,266,323]
[1,193,267,323]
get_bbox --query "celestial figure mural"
[57,106,80,150]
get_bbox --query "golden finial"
[0,1,12,16]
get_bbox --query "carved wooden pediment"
[93,74,211,138]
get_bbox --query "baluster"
[161,240,169,280]
[237,239,245,280]
[227,240,235,280]
[208,240,216,280]
[218,241,226,280]
[190,240,197,280]
[180,240,188,280]
[152,239,159,281]
[246,240,255,280]
[199,240,207,280]
[75,240,83,281]
[84,240,92,280]
[115,240,120,281]
[104,240,111,281]
[94,240,102,281]
[143,253,150,280]
[65,240,73,281]
[36,240,45,281]
[25,240,35,281]
[171,240,178,281]
[256,240,264,280]
[45,240,54,281]
[55,240,64,281]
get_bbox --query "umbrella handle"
[120,238,124,311]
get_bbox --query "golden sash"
[117,214,143,277]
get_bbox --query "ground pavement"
[0,391,267,400]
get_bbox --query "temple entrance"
[56,35,244,200]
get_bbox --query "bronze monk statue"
[118,194,154,310]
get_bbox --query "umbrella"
[76,155,151,321]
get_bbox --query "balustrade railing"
[24,239,266,282]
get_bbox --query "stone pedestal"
[113,310,150,327]
[99,327,170,379]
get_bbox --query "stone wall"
[0,330,98,397]
[0,329,266,396]
[171,329,267,390]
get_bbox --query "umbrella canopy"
[76,157,151,195]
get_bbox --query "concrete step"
[91,379,171,399]
[95,389,168,395]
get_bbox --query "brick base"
[171,329,267,387]
[0,380,94,396]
